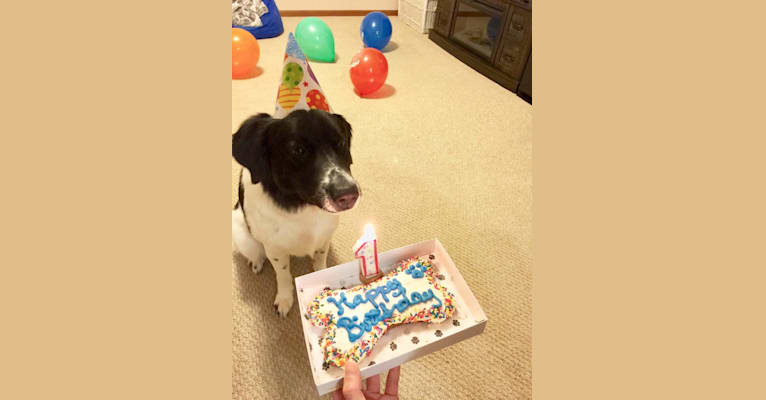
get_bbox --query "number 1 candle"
[353,224,381,281]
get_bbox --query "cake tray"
[294,238,488,396]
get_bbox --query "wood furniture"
[429,0,531,99]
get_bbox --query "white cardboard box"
[295,239,488,396]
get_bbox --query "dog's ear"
[332,113,353,164]
[233,113,274,184]
[332,113,353,141]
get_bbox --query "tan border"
[534,1,766,399]
[282,10,398,16]
[2,1,232,399]
[5,1,766,399]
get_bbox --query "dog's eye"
[292,144,307,158]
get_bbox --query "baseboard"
[281,10,398,17]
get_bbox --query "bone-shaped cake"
[306,256,455,368]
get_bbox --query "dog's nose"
[334,191,359,211]
[328,171,359,211]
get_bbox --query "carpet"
[232,16,531,400]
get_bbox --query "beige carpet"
[232,16,531,400]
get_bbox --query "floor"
[232,16,531,400]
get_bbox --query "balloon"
[487,16,501,46]
[349,48,388,96]
[232,28,260,79]
[295,17,335,62]
[360,12,392,51]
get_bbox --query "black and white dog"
[232,109,360,317]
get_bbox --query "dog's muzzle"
[324,168,359,212]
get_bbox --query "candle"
[353,224,381,281]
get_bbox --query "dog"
[232,109,360,317]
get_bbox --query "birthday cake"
[306,255,456,368]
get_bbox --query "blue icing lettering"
[360,320,372,332]
[352,294,365,307]
[410,292,423,303]
[380,281,399,301]
[427,289,442,308]
[395,297,410,313]
[337,317,364,342]
[341,292,356,309]
[327,296,345,315]
[378,285,390,302]
[330,274,446,342]
[361,311,379,332]
[365,307,380,318]
[390,279,406,297]
[378,302,394,320]
[365,288,380,305]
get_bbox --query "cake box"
[295,239,488,396]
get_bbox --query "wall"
[277,0,398,11]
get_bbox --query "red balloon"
[232,28,260,79]
[349,48,388,96]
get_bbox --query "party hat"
[274,33,332,118]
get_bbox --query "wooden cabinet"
[429,0,531,97]
[495,6,530,80]
[433,0,455,36]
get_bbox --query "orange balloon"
[232,28,260,79]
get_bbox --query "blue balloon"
[360,12,392,51]
[486,16,501,45]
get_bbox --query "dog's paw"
[273,291,294,318]
[312,262,327,271]
[248,259,264,274]
[312,249,328,271]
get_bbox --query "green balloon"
[295,17,335,62]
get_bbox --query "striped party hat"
[273,33,332,118]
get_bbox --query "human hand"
[330,360,400,400]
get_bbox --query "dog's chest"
[244,183,339,256]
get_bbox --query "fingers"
[366,373,381,394]
[342,361,366,400]
[330,389,344,400]
[384,366,401,396]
